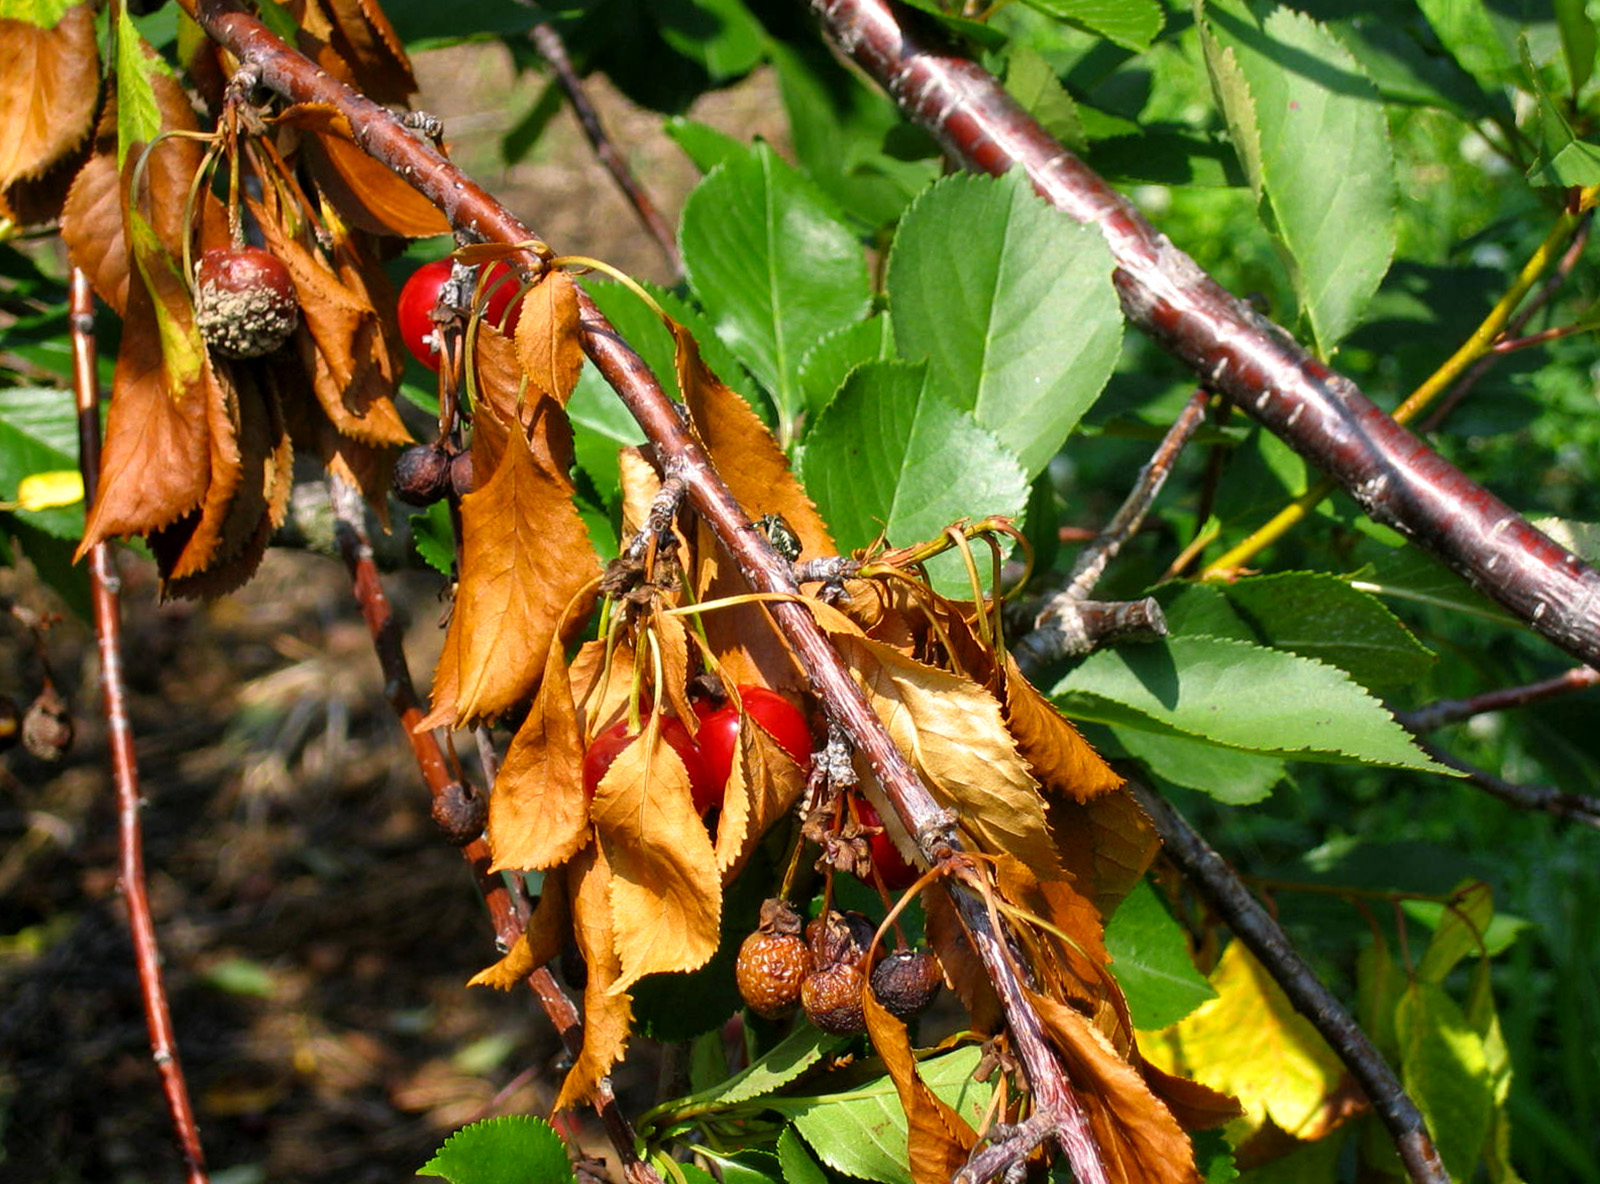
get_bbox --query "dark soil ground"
[0,46,787,1184]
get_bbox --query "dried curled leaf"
[467,871,571,991]
[553,843,632,1112]
[1003,652,1124,803]
[515,270,583,402]
[589,720,722,993]
[489,602,594,873]
[0,5,98,191]
[861,990,977,1184]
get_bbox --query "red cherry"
[397,259,523,371]
[698,687,814,808]
[581,717,716,809]
[856,801,920,890]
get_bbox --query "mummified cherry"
[392,443,455,506]
[870,948,942,1021]
[735,898,809,1020]
[806,909,878,971]
[802,960,867,1035]
[431,780,487,846]
[21,685,72,762]
[194,247,300,359]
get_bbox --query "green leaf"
[1465,961,1522,1184]
[1522,36,1600,186]
[1111,725,1286,804]
[1414,0,1520,88]
[410,503,455,577]
[796,314,894,421]
[1052,636,1450,772]
[657,1025,846,1116]
[1396,982,1495,1183]
[665,117,750,174]
[777,1126,829,1184]
[798,360,1030,594]
[1020,0,1165,52]
[1198,1,1397,356]
[896,0,1009,49]
[773,1046,993,1184]
[1192,1128,1239,1184]
[1403,882,1530,979]
[0,386,85,542]
[1555,0,1597,92]
[1004,46,1086,152]
[1217,571,1436,691]
[418,1116,574,1184]
[694,1149,778,1184]
[679,141,873,434]
[654,0,765,81]
[888,170,1121,478]
[1104,879,1217,1029]
[115,6,172,165]
[1,0,78,27]
[1348,547,1515,628]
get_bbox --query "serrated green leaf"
[1522,36,1600,186]
[777,1126,829,1184]
[1414,0,1520,88]
[657,1025,845,1116]
[1021,0,1165,52]
[1112,725,1286,804]
[1198,1,1397,356]
[774,1046,991,1184]
[418,1116,574,1184]
[1004,46,1086,151]
[409,502,455,576]
[1052,636,1450,772]
[1396,982,1494,1183]
[1555,0,1597,91]
[115,6,173,165]
[1105,879,1217,1029]
[796,314,894,421]
[1348,546,1515,628]
[798,360,1030,594]
[0,387,85,541]
[679,142,873,436]
[1218,571,1436,691]
[888,171,1121,478]
[1192,1128,1239,1184]
[654,0,765,81]
[694,1149,778,1184]
[665,117,749,174]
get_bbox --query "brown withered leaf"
[1139,1061,1244,1132]
[1027,988,1200,1184]
[136,65,229,260]
[589,720,722,992]
[273,103,447,238]
[570,637,635,741]
[1051,792,1161,920]
[809,600,1062,881]
[489,608,593,873]
[650,608,698,743]
[441,420,600,726]
[515,271,583,402]
[675,323,834,561]
[468,870,571,991]
[861,990,978,1184]
[695,519,807,695]
[618,446,660,540]
[922,888,1003,1034]
[712,705,808,881]
[158,358,243,581]
[992,854,1113,1015]
[1003,653,1123,803]
[61,139,127,313]
[325,0,417,101]
[77,272,210,554]
[554,842,633,1112]
[0,6,97,190]
[158,510,275,601]
[468,323,579,487]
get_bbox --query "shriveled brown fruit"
[735,898,809,1020]
[449,449,475,497]
[806,909,878,970]
[392,443,453,506]
[194,247,300,359]
[21,686,72,762]
[870,948,942,1021]
[802,960,867,1035]
[431,780,487,846]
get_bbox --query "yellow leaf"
[467,871,570,990]
[589,717,722,991]
[1143,941,1348,1142]
[809,599,1062,880]
[554,843,633,1112]
[450,420,600,724]
[711,703,808,881]
[488,621,592,872]
[514,270,583,402]
[861,989,977,1184]
[13,470,83,511]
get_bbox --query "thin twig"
[325,482,659,1184]
[71,268,209,1184]
[1407,738,1600,830]
[1127,780,1448,1184]
[1010,597,1167,681]
[1398,665,1599,733]
[527,20,682,278]
[1065,388,1210,601]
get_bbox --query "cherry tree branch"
[325,481,659,1184]
[806,0,1600,672]
[1127,779,1449,1184]
[185,3,1111,1176]
[71,270,210,1184]
[1406,738,1600,830]
[1397,665,1599,733]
